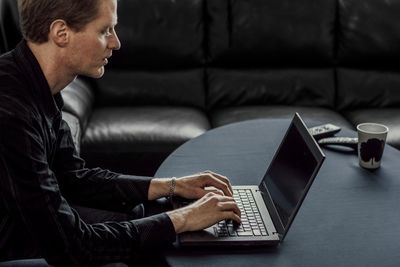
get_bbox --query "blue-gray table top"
[156,119,400,267]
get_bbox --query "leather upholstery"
[207,0,336,67]
[0,0,21,53]
[96,69,205,108]
[1,0,399,177]
[108,0,204,69]
[337,68,400,110]
[211,106,354,129]
[81,106,210,174]
[62,111,81,155]
[61,77,95,132]
[338,0,400,67]
[207,68,335,109]
[337,1,400,110]
[0,0,6,54]
[83,106,209,152]
[206,0,336,110]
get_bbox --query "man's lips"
[102,54,112,65]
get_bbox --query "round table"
[156,119,400,267]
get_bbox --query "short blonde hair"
[18,0,102,43]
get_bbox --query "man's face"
[67,0,120,78]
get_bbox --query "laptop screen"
[261,118,319,229]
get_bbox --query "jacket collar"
[14,39,63,120]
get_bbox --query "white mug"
[357,123,389,169]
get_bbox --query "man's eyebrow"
[102,20,117,30]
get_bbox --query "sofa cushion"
[207,0,335,67]
[205,0,336,109]
[96,69,205,109]
[80,107,210,175]
[336,68,400,110]
[338,0,400,67]
[343,108,400,150]
[96,0,207,110]
[207,68,335,109]
[82,106,210,152]
[109,0,205,69]
[337,68,400,110]
[337,1,400,110]
[211,105,354,129]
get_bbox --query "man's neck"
[27,41,76,95]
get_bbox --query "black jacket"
[0,40,175,266]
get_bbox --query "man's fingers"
[203,171,234,195]
[221,211,242,224]
[203,194,240,217]
[217,200,241,218]
[201,173,233,197]
[203,189,224,196]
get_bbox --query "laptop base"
[178,186,280,246]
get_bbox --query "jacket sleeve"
[54,117,154,212]
[0,115,176,266]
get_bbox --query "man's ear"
[49,19,70,47]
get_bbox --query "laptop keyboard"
[214,189,269,237]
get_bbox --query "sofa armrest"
[61,111,81,156]
[61,77,95,132]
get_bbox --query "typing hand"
[167,192,241,234]
[174,170,234,199]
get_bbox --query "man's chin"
[82,67,105,79]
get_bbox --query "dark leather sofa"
[2,0,400,177]
[1,0,400,265]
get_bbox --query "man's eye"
[102,28,111,35]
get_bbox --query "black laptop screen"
[261,122,318,228]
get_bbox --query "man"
[0,0,241,266]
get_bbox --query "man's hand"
[148,170,240,233]
[166,192,241,234]
[174,170,233,199]
[148,170,234,200]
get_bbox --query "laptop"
[175,113,325,246]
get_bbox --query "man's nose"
[109,30,121,51]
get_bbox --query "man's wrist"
[148,178,172,200]
[166,208,188,234]
[148,177,182,200]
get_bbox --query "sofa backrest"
[95,0,206,109]
[0,0,21,54]
[2,0,400,112]
[205,0,337,110]
[99,0,339,111]
[336,0,400,110]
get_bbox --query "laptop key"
[253,230,262,236]
[228,226,237,236]
[261,230,268,236]
[237,231,253,236]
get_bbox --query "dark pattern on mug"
[360,138,384,165]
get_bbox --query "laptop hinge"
[257,186,286,238]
